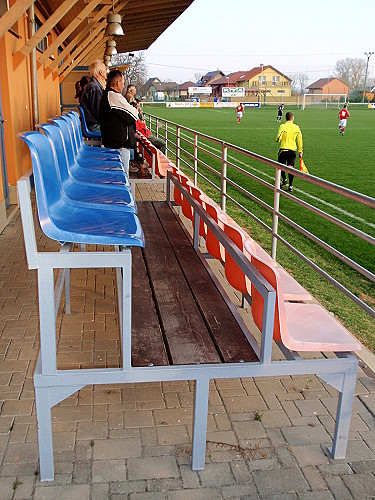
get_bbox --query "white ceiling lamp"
[105,40,117,56]
[105,13,124,36]
[103,54,112,66]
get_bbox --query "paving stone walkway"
[0,184,374,499]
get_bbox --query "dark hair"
[80,76,89,90]
[74,81,81,99]
[286,111,294,121]
[106,69,123,88]
[75,75,90,99]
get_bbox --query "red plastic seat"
[189,184,207,238]
[199,194,227,261]
[251,254,361,352]
[218,214,255,295]
[244,240,312,302]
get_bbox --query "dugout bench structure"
[17,124,361,481]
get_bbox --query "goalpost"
[302,93,347,110]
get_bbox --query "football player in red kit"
[236,102,244,123]
[338,103,350,136]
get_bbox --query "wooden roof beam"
[0,0,34,40]
[60,37,105,81]
[48,0,126,72]
[122,0,190,12]
[58,24,105,75]
[19,0,80,57]
[38,0,103,65]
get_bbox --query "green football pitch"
[143,105,375,350]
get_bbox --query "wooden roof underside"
[32,0,193,77]
[38,0,193,52]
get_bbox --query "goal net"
[302,93,347,110]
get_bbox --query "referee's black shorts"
[278,149,297,167]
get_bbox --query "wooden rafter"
[58,22,105,75]
[60,38,105,81]
[0,0,34,41]
[48,1,126,72]
[19,0,80,57]
[38,0,102,65]
[81,41,105,65]
[48,7,109,72]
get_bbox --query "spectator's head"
[126,84,136,96]
[75,75,90,100]
[89,60,107,87]
[80,76,89,92]
[107,69,125,94]
[74,81,81,99]
[286,111,294,122]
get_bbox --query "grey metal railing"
[144,112,375,319]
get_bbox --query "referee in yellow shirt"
[276,111,303,192]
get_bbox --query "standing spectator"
[236,102,244,123]
[125,84,137,104]
[80,60,107,132]
[99,70,138,177]
[135,99,166,153]
[275,111,303,192]
[338,103,350,136]
[74,76,90,101]
[276,103,284,122]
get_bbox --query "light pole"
[363,51,374,103]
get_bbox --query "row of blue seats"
[18,111,145,248]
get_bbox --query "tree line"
[291,57,373,96]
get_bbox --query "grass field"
[143,104,375,351]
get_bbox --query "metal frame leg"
[35,387,54,481]
[191,377,210,470]
[329,364,358,459]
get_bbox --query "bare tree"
[290,73,309,94]
[194,72,203,83]
[111,52,148,94]
[335,58,366,90]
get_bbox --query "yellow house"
[236,65,292,99]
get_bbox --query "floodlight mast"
[363,51,374,103]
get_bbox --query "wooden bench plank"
[153,202,258,363]
[131,247,169,367]
[138,202,221,365]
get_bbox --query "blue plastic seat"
[18,131,144,247]
[63,112,121,160]
[77,105,101,139]
[53,117,123,171]
[50,119,129,187]
[65,111,120,158]
[37,124,137,213]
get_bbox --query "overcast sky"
[143,0,374,84]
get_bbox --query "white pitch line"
[180,133,375,230]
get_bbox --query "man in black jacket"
[99,70,138,176]
[80,60,107,132]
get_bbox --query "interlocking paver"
[93,437,142,460]
[92,458,126,482]
[252,467,309,496]
[127,456,179,480]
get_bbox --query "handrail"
[145,111,375,321]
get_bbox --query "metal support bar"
[271,168,281,259]
[220,143,227,211]
[191,377,210,470]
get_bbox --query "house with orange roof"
[210,66,292,100]
[306,77,349,96]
